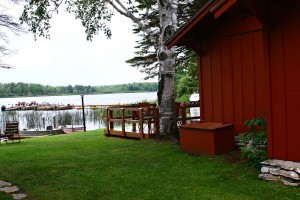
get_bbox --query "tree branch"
[107,0,156,42]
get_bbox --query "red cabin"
[167,0,300,164]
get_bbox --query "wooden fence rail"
[104,101,200,139]
[104,106,159,139]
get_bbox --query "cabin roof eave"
[166,0,243,49]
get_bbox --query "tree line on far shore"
[0,82,158,98]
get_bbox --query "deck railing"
[176,101,201,126]
[104,101,200,139]
[104,103,159,139]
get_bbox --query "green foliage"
[240,116,267,168]
[123,0,201,128]
[126,0,204,80]
[175,51,198,100]
[0,82,158,97]
[94,82,158,94]
[20,0,113,40]
[0,131,299,199]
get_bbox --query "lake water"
[0,92,157,131]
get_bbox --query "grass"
[0,130,299,200]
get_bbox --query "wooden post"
[181,103,187,125]
[53,113,56,129]
[139,108,144,139]
[154,108,159,135]
[109,110,114,130]
[42,114,45,129]
[132,110,137,132]
[121,108,125,137]
[105,108,110,135]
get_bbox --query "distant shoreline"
[0,91,157,99]
[0,82,158,98]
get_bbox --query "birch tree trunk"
[157,0,178,137]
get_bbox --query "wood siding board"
[198,55,204,120]
[220,36,234,123]
[213,0,237,19]
[219,15,262,37]
[201,43,213,121]
[252,31,266,118]
[210,38,223,122]
[268,9,287,160]
[281,4,300,161]
[241,33,256,124]
[263,28,273,159]
[241,0,267,26]
[231,35,244,134]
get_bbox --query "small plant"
[239,116,267,168]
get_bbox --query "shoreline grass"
[0,130,299,199]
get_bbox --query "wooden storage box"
[180,122,234,156]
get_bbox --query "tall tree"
[0,1,25,69]
[126,0,200,80]
[20,0,182,137]
[125,0,202,135]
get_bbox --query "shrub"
[239,116,267,168]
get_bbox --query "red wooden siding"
[267,0,300,161]
[168,0,300,162]
[220,37,233,123]
[199,15,266,136]
[200,40,213,121]
[230,35,244,134]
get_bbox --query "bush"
[239,116,267,168]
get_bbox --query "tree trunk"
[157,0,178,137]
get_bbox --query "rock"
[281,177,300,187]
[261,166,270,173]
[265,159,300,171]
[258,173,281,181]
[0,180,11,188]
[0,186,19,193]
[268,167,280,175]
[261,159,277,167]
[260,159,300,186]
[12,193,27,200]
[279,169,300,180]
[0,181,27,199]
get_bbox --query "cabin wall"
[198,15,266,136]
[267,0,300,162]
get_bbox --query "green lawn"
[0,130,299,200]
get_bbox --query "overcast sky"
[0,1,155,86]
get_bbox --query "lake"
[0,92,157,131]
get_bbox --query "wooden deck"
[104,103,159,139]
[104,101,201,139]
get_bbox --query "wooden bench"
[179,122,234,156]
[1,121,21,144]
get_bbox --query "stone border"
[259,159,300,187]
[0,180,27,199]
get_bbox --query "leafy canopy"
[20,0,113,40]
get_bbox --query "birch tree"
[20,0,179,137]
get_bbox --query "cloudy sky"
[0,1,155,86]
